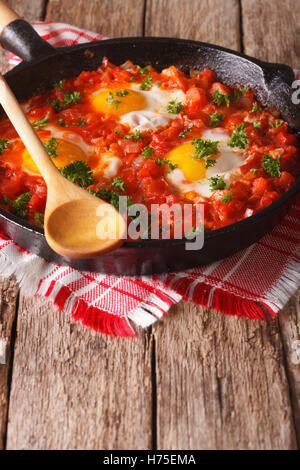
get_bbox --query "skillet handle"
[0,0,55,63]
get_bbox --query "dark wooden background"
[0,0,299,450]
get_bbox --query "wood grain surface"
[0,0,299,450]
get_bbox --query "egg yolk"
[92,89,146,116]
[22,139,87,175]
[166,143,209,181]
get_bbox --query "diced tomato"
[251,177,271,197]
[184,87,208,116]
[209,82,231,98]
[259,191,280,209]
[275,132,298,147]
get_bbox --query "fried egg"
[22,125,122,179]
[166,128,244,199]
[91,83,186,131]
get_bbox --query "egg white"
[120,84,186,131]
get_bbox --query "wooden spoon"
[0,74,126,258]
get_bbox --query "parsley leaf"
[221,189,234,204]
[54,80,64,91]
[34,212,44,226]
[43,137,60,158]
[192,138,219,160]
[32,112,50,131]
[106,91,121,110]
[250,102,262,113]
[270,119,283,129]
[212,89,230,107]
[111,176,126,192]
[208,175,226,191]
[125,130,143,141]
[73,119,86,127]
[155,158,169,167]
[116,89,129,97]
[253,121,261,130]
[2,192,32,219]
[0,138,9,155]
[60,161,95,187]
[209,113,224,127]
[63,91,81,107]
[178,125,193,138]
[262,153,281,177]
[229,123,248,149]
[49,99,63,112]
[140,75,153,91]
[167,99,183,114]
[58,118,68,127]
[167,162,179,172]
[137,65,149,74]
[250,168,260,174]
[142,147,153,159]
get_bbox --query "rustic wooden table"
[0,0,299,450]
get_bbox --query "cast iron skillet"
[0,19,299,275]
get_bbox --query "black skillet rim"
[1,35,299,249]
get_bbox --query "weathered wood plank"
[5,0,153,450]
[242,0,300,447]
[149,0,299,450]
[0,0,45,451]
[146,0,240,50]
[154,303,297,449]
[242,0,300,67]
[0,278,18,450]
[6,295,153,450]
[279,290,300,445]
[46,0,145,37]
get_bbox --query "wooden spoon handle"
[0,1,20,35]
[0,73,60,185]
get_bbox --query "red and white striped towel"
[1,22,299,337]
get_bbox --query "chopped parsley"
[60,160,95,187]
[54,80,64,91]
[0,138,9,155]
[192,137,219,168]
[241,86,249,95]
[73,119,86,127]
[88,187,133,212]
[125,130,143,141]
[155,158,169,167]
[250,168,260,174]
[116,89,129,97]
[208,175,226,191]
[32,112,50,131]
[63,91,82,107]
[43,137,60,158]
[58,118,68,127]
[106,91,121,110]
[111,176,126,192]
[253,121,261,130]
[34,212,44,226]
[270,119,283,129]
[49,99,63,112]
[250,102,262,113]
[142,147,153,159]
[137,65,149,74]
[140,75,153,91]
[178,125,193,138]
[115,127,121,135]
[262,153,281,177]
[229,123,248,149]
[209,113,224,127]
[221,189,234,204]
[2,192,32,220]
[167,162,179,172]
[212,89,230,107]
[167,99,183,114]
